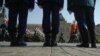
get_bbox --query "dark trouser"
[8,6,28,35]
[74,7,96,45]
[42,4,60,43]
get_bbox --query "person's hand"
[68,10,72,15]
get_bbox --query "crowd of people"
[0,0,96,48]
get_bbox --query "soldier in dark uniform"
[5,0,35,46]
[38,0,64,47]
[67,0,96,48]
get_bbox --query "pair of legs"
[8,5,28,46]
[74,7,96,48]
[42,4,60,47]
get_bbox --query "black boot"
[51,33,57,47]
[91,43,96,48]
[77,43,89,48]
[91,35,96,48]
[91,44,96,48]
[17,34,27,46]
[10,34,18,46]
[51,42,57,47]
[43,42,51,47]
[43,34,51,47]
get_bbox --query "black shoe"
[77,44,89,48]
[43,34,51,47]
[17,41,27,46]
[91,46,96,48]
[16,34,27,46]
[91,44,96,48]
[10,34,18,47]
[51,42,57,47]
[10,41,19,46]
[51,33,57,47]
[10,41,26,46]
[43,42,51,47]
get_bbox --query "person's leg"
[51,5,60,46]
[8,7,18,46]
[74,8,89,47]
[85,7,96,48]
[42,6,51,46]
[17,6,28,46]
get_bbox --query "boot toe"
[43,43,51,47]
[77,44,89,48]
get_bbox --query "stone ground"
[0,42,100,56]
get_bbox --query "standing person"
[67,0,96,48]
[68,20,78,43]
[38,0,64,47]
[5,0,35,46]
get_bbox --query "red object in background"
[71,21,78,33]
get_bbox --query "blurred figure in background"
[58,32,65,43]
[68,20,78,43]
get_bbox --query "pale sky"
[5,0,100,25]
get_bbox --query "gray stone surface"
[0,42,100,56]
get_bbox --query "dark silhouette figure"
[58,33,65,43]
[5,0,35,46]
[38,0,64,47]
[67,0,96,48]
